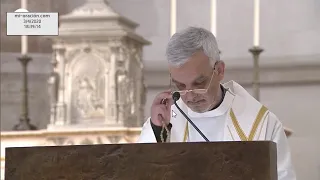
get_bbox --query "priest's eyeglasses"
[170,69,215,96]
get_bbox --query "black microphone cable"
[172,92,210,142]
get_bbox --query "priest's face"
[169,51,225,113]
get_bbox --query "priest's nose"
[184,91,200,101]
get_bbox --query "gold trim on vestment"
[230,106,268,141]
[183,122,189,142]
[182,106,268,142]
[230,109,247,141]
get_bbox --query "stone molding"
[0,127,141,138]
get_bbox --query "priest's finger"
[154,104,169,117]
[157,105,171,124]
[153,91,173,105]
[152,104,170,125]
[166,97,174,107]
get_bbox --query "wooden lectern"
[5,141,277,180]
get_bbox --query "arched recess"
[65,48,110,124]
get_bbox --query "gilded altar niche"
[65,47,110,124]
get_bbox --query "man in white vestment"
[137,27,296,180]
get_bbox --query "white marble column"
[137,50,146,124]
[54,46,67,126]
[104,71,109,123]
[48,52,59,125]
[107,52,118,123]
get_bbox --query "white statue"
[75,77,104,119]
[48,71,60,106]
[116,70,130,121]
[129,81,135,114]
[48,59,60,124]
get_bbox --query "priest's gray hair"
[166,27,220,67]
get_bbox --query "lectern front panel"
[5,141,277,180]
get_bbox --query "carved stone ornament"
[108,135,122,144]
[64,46,112,124]
[48,72,60,105]
[45,137,75,146]
[48,51,61,125]
[64,48,82,64]
[44,0,150,129]
[73,76,105,119]
[43,136,121,146]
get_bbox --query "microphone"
[172,92,210,142]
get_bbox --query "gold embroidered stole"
[229,105,268,141]
[182,105,268,142]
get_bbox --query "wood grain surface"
[5,141,277,180]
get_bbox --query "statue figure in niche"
[116,70,129,121]
[118,47,127,63]
[48,54,60,124]
[48,71,60,124]
[48,71,60,105]
[129,80,136,114]
[75,76,104,119]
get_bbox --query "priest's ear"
[213,60,225,81]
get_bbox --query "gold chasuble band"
[183,122,189,142]
[182,106,268,142]
[230,106,268,141]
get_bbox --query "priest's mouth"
[188,99,206,106]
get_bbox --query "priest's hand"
[150,91,173,126]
